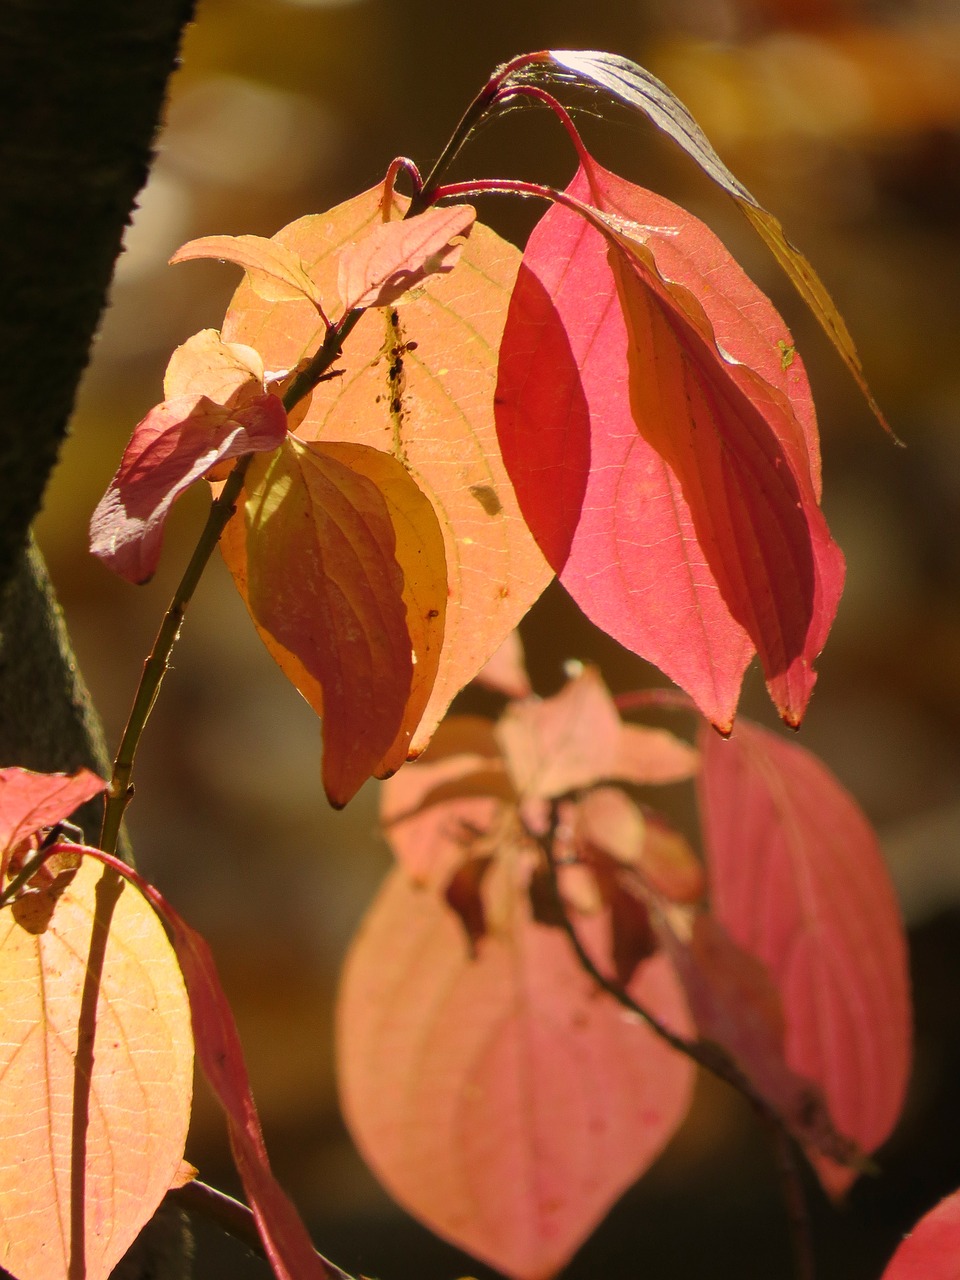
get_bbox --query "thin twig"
[169,1180,356,1280]
[769,1120,817,1280]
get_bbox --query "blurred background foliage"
[32,0,960,1275]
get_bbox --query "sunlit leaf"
[80,849,343,1280]
[90,391,287,585]
[0,859,192,1280]
[220,182,552,755]
[162,328,266,404]
[697,719,911,1194]
[880,1188,960,1280]
[337,866,693,1280]
[496,162,844,727]
[220,435,446,807]
[337,203,476,310]
[171,233,328,315]
[542,50,890,433]
[472,631,532,700]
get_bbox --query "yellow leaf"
[0,861,193,1280]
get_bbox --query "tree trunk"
[0,3,198,1276]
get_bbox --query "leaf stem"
[169,1180,357,1280]
[99,460,252,853]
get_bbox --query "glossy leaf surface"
[221,182,552,756]
[338,867,693,1280]
[0,860,193,1280]
[697,719,911,1192]
[221,435,446,806]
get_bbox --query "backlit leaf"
[80,849,343,1280]
[880,1189,960,1280]
[337,866,693,1280]
[90,391,287,584]
[171,233,328,313]
[220,181,552,755]
[337,203,476,310]
[0,766,105,880]
[697,719,911,1193]
[163,328,266,404]
[0,859,193,1280]
[543,50,890,433]
[220,435,446,807]
[496,162,844,727]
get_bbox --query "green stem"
[99,459,251,854]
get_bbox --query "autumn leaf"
[496,160,844,728]
[220,180,552,756]
[171,233,329,316]
[0,859,193,1280]
[220,435,446,806]
[697,719,911,1194]
[472,631,533,700]
[90,334,288,588]
[337,202,476,310]
[540,50,891,433]
[0,766,105,882]
[337,866,693,1280]
[879,1189,960,1280]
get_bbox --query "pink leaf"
[697,719,911,1193]
[337,866,693,1280]
[0,767,105,863]
[880,1189,960,1280]
[90,392,288,584]
[473,631,533,700]
[495,160,844,729]
[337,203,476,310]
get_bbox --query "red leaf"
[880,1189,960,1280]
[0,767,105,871]
[544,51,891,435]
[496,162,844,728]
[90,391,287,584]
[697,719,911,1193]
[337,203,476,310]
[80,849,342,1280]
[337,866,693,1280]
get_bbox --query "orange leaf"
[221,435,446,806]
[337,867,693,1280]
[163,328,267,404]
[220,182,552,753]
[337,203,476,310]
[171,233,328,315]
[698,719,911,1194]
[0,860,193,1280]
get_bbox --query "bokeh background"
[33,0,960,1275]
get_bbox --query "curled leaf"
[543,50,890,433]
[221,436,446,806]
[90,391,288,584]
[171,233,329,317]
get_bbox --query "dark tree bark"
[0,4,198,1276]
[0,0,197,596]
